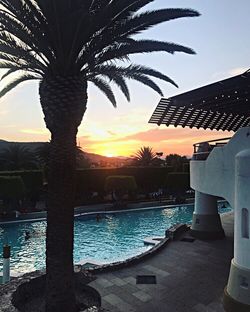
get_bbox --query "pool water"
[0,204,231,273]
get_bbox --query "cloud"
[228,67,249,76]
[0,109,9,116]
[0,124,17,129]
[78,125,233,157]
[212,67,249,81]
[106,127,230,143]
[20,128,49,135]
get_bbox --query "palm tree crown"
[0,144,37,170]
[133,146,157,166]
[0,1,199,104]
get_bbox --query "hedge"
[75,167,172,197]
[104,176,137,192]
[165,172,190,194]
[0,170,43,195]
[0,176,26,198]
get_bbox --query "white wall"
[190,127,250,207]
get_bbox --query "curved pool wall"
[0,203,231,274]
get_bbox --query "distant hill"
[0,140,44,151]
[84,152,130,164]
[0,140,131,166]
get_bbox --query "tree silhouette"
[0,1,199,310]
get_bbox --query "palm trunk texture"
[39,76,87,312]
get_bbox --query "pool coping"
[0,198,231,226]
[0,202,195,225]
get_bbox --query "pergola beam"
[148,71,250,132]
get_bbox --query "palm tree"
[35,142,51,169]
[0,1,199,311]
[0,144,38,170]
[36,142,89,169]
[132,146,157,166]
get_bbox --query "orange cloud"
[79,126,233,157]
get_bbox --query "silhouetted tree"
[0,144,38,170]
[165,153,189,171]
[132,146,157,166]
[0,1,199,310]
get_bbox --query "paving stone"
[94,277,114,288]
[193,303,215,312]
[112,288,144,308]
[109,277,127,286]
[142,264,170,277]
[101,300,115,311]
[122,276,136,285]
[120,283,141,293]
[132,290,152,302]
[103,294,136,312]
[207,301,224,312]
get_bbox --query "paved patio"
[89,212,234,312]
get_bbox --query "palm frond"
[96,40,195,65]
[0,73,40,98]
[110,75,130,101]
[78,8,199,66]
[0,52,26,66]
[1,67,42,81]
[97,73,131,101]
[119,8,200,37]
[90,64,178,88]
[0,60,17,69]
[132,74,164,96]
[89,77,117,107]
[0,36,47,71]
[0,6,50,65]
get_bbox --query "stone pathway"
[89,212,234,312]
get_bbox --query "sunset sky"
[0,0,250,157]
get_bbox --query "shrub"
[0,176,26,198]
[75,167,171,202]
[0,170,43,195]
[104,176,137,193]
[0,171,44,210]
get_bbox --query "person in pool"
[96,214,101,222]
[25,231,31,240]
[24,229,45,239]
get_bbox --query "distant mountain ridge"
[0,139,130,163]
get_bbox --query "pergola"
[149,70,250,132]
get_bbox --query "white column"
[191,191,225,239]
[2,245,10,284]
[224,149,250,311]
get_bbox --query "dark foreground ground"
[90,212,234,312]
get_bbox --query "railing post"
[2,245,10,284]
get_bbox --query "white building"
[149,70,250,312]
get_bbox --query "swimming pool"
[0,204,231,273]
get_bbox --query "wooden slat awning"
[149,70,250,132]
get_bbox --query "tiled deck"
[89,212,234,312]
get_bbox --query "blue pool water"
[0,204,231,273]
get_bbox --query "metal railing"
[193,137,231,160]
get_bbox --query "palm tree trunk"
[45,128,77,312]
[39,76,87,312]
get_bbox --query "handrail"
[193,137,232,148]
[193,137,232,160]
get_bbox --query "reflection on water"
[0,204,231,273]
